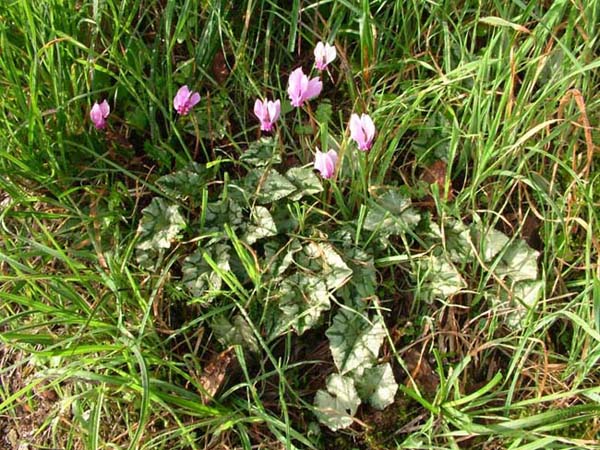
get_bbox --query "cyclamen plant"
[237,44,390,431]
[129,38,391,435]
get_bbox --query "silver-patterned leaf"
[326,309,386,375]
[496,239,539,281]
[240,137,281,167]
[364,189,420,236]
[277,274,331,336]
[491,279,543,329]
[304,241,352,291]
[416,255,466,302]
[135,198,186,269]
[355,363,398,410]
[475,227,510,262]
[243,206,277,245]
[156,162,213,200]
[182,243,230,299]
[211,314,259,353]
[242,168,297,204]
[314,374,360,431]
[285,166,323,200]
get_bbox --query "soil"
[0,343,65,450]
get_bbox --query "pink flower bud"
[287,67,322,108]
[314,42,336,71]
[173,85,201,115]
[349,113,375,151]
[253,98,281,132]
[90,100,110,129]
[314,148,338,179]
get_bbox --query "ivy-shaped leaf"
[244,168,297,204]
[263,238,303,278]
[276,274,330,336]
[410,112,452,162]
[136,198,186,251]
[417,255,466,302]
[268,202,299,235]
[204,198,244,233]
[315,100,333,124]
[285,166,323,200]
[474,226,510,263]
[182,243,230,300]
[496,239,539,281]
[326,309,386,375]
[354,363,398,410]
[304,241,352,291]
[429,219,474,263]
[364,189,420,236]
[314,374,360,431]
[349,248,377,297]
[491,279,543,329]
[211,314,259,353]
[243,206,278,245]
[429,218,511,265]
[135,198,186,269]
[240,137,281,167]
[156,162,213,200]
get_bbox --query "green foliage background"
[0,0,599,448]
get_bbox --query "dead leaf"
[421,160,453,201]
[198,347,235,404]
[402,348,439,395]
[211,50,230,85]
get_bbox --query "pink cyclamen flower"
[287,67,322,108]
[314,41,336,71]
[253,98,281,132]
[173,85,201,115]
[90,100,110,129]
[349,113,376,151]
[314,148,338,179]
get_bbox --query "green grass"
[1,0,599,449]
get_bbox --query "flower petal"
[90,101,108,129]
[326,149,338,168]
[188,92,201,108]
[287,68,305,107]
[314,148,338,179]
[314,42,325,58]
[267,99,280,123]
[314,42,326,70]
[173,85,189,110]
[325,43,337,64]
[99,100,110,118]
[361,114,375,142]
[304,77,323,101]
[254,99,265,120]
[314,149,326,174]
[349,113,363,143]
